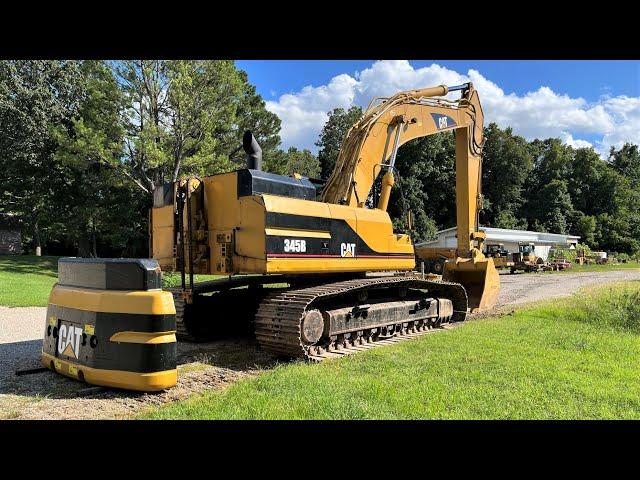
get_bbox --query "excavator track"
[170,289,196,341]
[255,276,468,361]
[306,323,456,361]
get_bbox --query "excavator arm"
[322,83,485,255]
[322,82,499,311]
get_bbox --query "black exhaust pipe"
[242,131,262,171]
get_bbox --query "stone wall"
[0,229,22,254]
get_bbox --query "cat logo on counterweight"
[57,324,83,359]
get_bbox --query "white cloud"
[265,74,356,150]
[352,61,466,105]
[560,132,593,149]
[265,60,640,158]
[596,95,640,155]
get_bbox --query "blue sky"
[236,60,640,156]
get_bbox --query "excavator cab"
[520,243,536,259]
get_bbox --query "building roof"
[416,226,580,247]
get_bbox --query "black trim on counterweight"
[238,169,317,200]
[43,304,176,374]
[57,258,162,291]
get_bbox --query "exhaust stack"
[243,131,262,171]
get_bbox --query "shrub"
[570,282,640,333]
[617,253,630,263]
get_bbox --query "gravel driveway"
[1,267,639,419]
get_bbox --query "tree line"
[1,61,639,257]
[0,60,318,256]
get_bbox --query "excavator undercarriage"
[169,273,468,359]
[255,276,467,360]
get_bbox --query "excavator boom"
[322,82,499,311]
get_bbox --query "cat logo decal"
[340,243,356,257]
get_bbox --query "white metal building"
[415,226,580,261]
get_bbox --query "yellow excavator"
[150,81,500,359]
[42,82,500,392]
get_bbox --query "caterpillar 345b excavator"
[150,82,500,360]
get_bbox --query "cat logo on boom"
[431,113,457,130]
[340,243,356,257]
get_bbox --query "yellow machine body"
[42,83,503,386]
[322,83,500,312]
[151,171,415,277]
[485,244,512,269]
[152,82,499,316]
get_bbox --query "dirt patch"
[0,336,279,420]
[496,269,640,306]
[1,268,639,419]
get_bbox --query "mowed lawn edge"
[0,255,59,307]
[140,280,640,420]
[540,262,640,275]
[0,255,223,307]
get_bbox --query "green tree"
[493,211,528,230]
[233,69,281,160]
[528,138,574,188]
[53,61,137,256]
[114,60,281,196]
[0,60,85,253]
[115,60,170,195]
[568,147,605,214]
[263,147,320,178]
[595,212,640,254]
[388,132,456,242]
[610,143,640,187]
[480,124,533,228]
[164,60,244,179]
[524,138,575,233]
[570,212,596,246]
[608,144,640,253]
[528,179,574,234]
[316,106,363,180]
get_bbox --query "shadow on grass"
[0,255,59,278]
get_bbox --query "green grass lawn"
[0,255,264,307]
[142,280,640,420]
[0,255,60,307]
[161,271,224,288]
